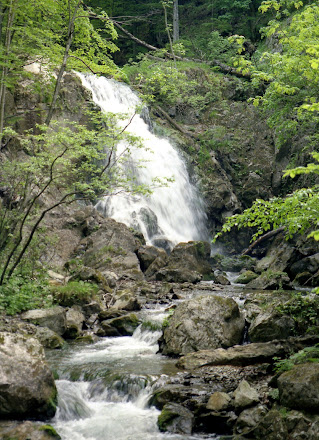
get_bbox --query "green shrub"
[0,274,52,315]
[274,344,319,373]
[50,281,99,306]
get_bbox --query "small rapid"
[77,74,208,250]
[47,307,219,440]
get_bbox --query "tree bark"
[241,226,285,256]
[111,17,251,79]
[173,0,179,42]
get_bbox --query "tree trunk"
[162,1,176,66]
[0,0,16,141]
[173,0,179,42]
[45,0,82,126]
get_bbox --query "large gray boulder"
[278,363,319,412]
[0,332,57,419]
[21,306,67,336]
[158,403,194,434]
[161,295,244,356]
[74,217,144,280]
[249,311,296,342]
[246,271,291,290]
[167,241,212,275]
[137,245,167,272]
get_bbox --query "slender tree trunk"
[0,0,16,141]
[173,0,179,43]
[45,0,82,126]
[162,1,176,67]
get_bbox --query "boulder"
[35,327,65,349]
[278,363,319,412]
[212,270,231,285]
[233,380,259,409]
[0,421,61,440]
[290,253,319,277]
[137,245,167,272]
[155,268,202,284]
[144,255,169,279]
[64,306,85,339]
[246,271,291,290]
[235,405,267,434]
[206,392,231,411]
[112,290,141,311]
[235,270,258,284]
[21,306,66,336]
[249,312,296,343]
[0,332,57,419]
[177,339,305,370]
[98,313,140,337]
[167,241,212,275]
[248,408,319,440]
[158,403,194,434]
[161,295,245,356]
[74,217,144,280]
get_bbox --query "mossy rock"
[235,270,258,284]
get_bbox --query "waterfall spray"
[78,73,208,250]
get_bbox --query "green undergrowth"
[0,274,52,315]
[276,291,319,335]
[50,281,99,307]
[274,344,319,373]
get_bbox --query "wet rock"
[249,312,296,343]
[246,271,291,290]
[233,380,259,409]
[248,408,289,439]
[290,253,319,277]
[82,301,103,318]
[161,295,244,356]
[96,321,122,337]
[167,241,212,275]
[144,255,169,279]
[35,327,65,349]
[158,403,194,434]
[206,392,231,411]
[0,332,57,419]
[103,313,140,336]
[212,270,231,285]
[278,363,319,412]
[235,405,268,434]
[235,270,258,284]
[156,268,202,283]
[211,254,256,272]
[137,245,167,272]
[21,306,66,336]
[177,339,314,370]
[73,217,144,280]
[256,237,295,274]
[0,421,61,439]
[112,290,141,311]
[64,306,85,339]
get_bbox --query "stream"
[46,305,220,440]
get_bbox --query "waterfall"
[78,74,208,250]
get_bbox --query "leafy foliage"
[215,150,319,243]
[274,344,319,373]
[0,111,153,284]
[276,291,319,334]
[0,272,52,315]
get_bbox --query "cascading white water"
[48,308,206,440]
[78,73,208,250]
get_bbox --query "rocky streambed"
[1,278,319,440]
